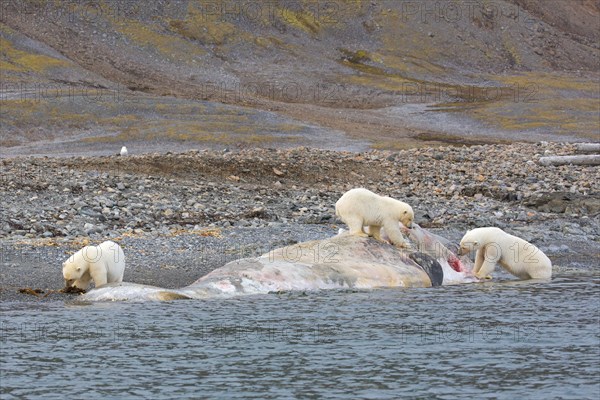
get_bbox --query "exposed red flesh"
[447,255,464,272]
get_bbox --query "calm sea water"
[1,272,599,399]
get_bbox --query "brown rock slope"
[1,0,598,153]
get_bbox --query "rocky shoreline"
[1,142,599,302]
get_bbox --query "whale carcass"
[79,225,478,302]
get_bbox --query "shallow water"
[1,272,599,399]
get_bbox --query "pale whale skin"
[79,225,478,302]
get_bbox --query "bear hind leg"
[369,225,383,241]
[346,216,368,237]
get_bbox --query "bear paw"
[351,231,369,238]
[394,242,412,251]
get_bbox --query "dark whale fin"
[409,252,444,287]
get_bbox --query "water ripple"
[1,273,599,399]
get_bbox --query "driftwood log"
[575,143,600,154]
[539,155,600,166]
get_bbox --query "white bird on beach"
[120,146,128,156]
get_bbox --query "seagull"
[120,146,128,156]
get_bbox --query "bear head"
[457,230,480,255]
[400,206,414,229]
[62,247,95,287]
[62,257,84,287]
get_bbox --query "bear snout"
[400,220,413,229]
[64,279,75,288]
[456,246,468,256]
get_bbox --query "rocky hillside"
[1,0,598,153]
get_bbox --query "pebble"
[0,143,598,241]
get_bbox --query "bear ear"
[76,267,81,271]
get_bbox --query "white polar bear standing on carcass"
[335,188,414,248]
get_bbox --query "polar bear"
[62,240,125,290]
[457,227,552,280]
[335,188,414,248]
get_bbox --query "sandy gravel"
[1,142,599,302]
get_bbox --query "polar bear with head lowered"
[457,227,552,280]
[62,240,125,290]
[335,188,414,248]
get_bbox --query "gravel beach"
[1,142,599,302]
